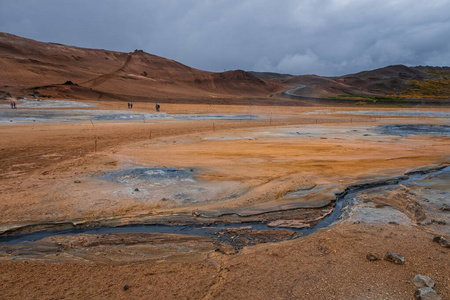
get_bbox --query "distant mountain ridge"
[269,65,450,99]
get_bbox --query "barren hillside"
[0,33,284,102]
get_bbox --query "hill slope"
[279,65,450,99]
[0,33,283,102]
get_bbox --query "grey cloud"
[1,0,449,76]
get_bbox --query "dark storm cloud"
[1,0,450,75]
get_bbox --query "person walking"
[155,103,160,112]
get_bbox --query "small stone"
[413,274,435,288]
[384,252,405,264]
[123,285,130,291]
[433,236,450,248]
[74,180,81,183]
[440,204,450,211]
[415,287,442,300]
[134,188,140,192]
[432,219,447,225]
[433,236,442,243]
[442,239,450,247]
[366,253,380,261]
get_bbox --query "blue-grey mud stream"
[1,165,448,250]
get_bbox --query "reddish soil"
[0,102,449,299]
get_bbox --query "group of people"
[126,102,161,112]
[10,102,17,109]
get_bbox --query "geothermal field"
[1,98,449,299]
[0,33,449,299]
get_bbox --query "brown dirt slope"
[0,32,284,102]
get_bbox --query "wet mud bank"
[376,124,450,136]
[1,164,448,250]
[0,108,260,124]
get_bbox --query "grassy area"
[400,79,450,98]
[329,94,401,102]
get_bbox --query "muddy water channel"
[1,165,448,250]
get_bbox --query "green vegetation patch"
[402,80,450,98]
[330,94,401,102]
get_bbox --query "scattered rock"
[74,180,81,183]
[226,226,252,233]
[267,220,311,229]
[366,253,380,261]
[123,284,130,291]
[432,219,447,225]
[413,274,435,288]
[440,204,450,211]
[433,236,450,248]
[415,287,442,300]
[134,188,140,192]
[384,252,405,264]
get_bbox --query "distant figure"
[13,102,16,109]
[33,94,36,100]
[127,102,130,109]
[130,103,133,109]
[155,103,160,112]
[11,102,14,109]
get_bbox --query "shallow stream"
[1,165,448,248]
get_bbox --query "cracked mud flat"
[0,101,449,299]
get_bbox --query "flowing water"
[1,166,448,248]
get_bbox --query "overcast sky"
[1,0,450,76]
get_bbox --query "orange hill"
[0,33,284,103]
